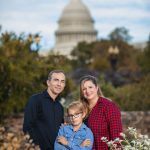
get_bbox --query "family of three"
[23,70,122,150]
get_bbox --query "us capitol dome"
[54,0,97,56]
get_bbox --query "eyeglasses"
[68,112,82,120]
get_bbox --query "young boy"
[54,101,94,150]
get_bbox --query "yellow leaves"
[0,126,40,150]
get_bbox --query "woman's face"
[81,80,99,101]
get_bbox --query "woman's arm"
[106,102,122,140]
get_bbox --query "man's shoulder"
[30,92,43,98]
[28,91,45,104]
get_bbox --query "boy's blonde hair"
[67,101,87,118]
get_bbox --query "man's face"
[47,73,66,96]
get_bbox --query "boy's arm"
[54,140,68,150]
[67,129,94,150]
[54,126,69,150]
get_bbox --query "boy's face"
[68,108,84,127]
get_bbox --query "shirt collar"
[42,90,60,101]
[69,123,86,131]
[80,123,87,130]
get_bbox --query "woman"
[79,75,122,150]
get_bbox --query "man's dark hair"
[48,70,65,80]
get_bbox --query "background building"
[54,0,97,55]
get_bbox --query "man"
[23,70,66,150]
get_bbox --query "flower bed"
[102,127,150,150]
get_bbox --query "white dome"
[57,0,95,33]
[54,0,97,55]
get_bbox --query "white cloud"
[96,22,149,42]
[92,8,150,20]
[85,0,150,7]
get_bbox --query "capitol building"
[53,0,97,56]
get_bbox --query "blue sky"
[0,0,150,52]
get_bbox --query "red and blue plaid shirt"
[85,97,122,150]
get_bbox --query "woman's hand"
[80,139,91,147]
[57,136,68,146]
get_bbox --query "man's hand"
[80,139,91,147]
[57,136,68,146]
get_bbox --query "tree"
[71,42,94,68]
[109,27,132,43]
[90,39,139,72]
[0,31,45,119]
[0,31,74,120]
[138,34,150,73]
[114,74,150,110]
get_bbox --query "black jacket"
[23,90,64,150]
